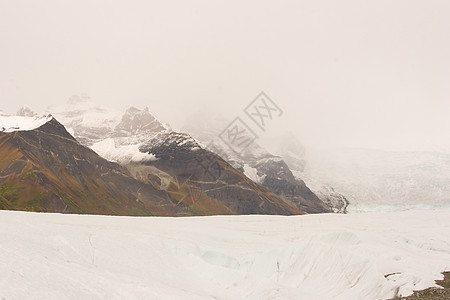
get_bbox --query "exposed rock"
[114,107,166,137]
[140,132,305,215]
[16,106,37,117]
[182,114,332,214]
[392,272,450,299]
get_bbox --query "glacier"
[1,209,449,299]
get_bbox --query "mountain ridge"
[0,114,305,215]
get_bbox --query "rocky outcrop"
[114,107,166,137]
[253,158,331,213]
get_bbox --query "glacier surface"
[1,209,450,299]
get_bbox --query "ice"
[1,209,449,299]
[304,147,450,211]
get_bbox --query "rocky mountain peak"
[114,106,167,137]
[140,132,202,157]
[16,106,37,117]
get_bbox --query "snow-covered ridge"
[0,115,53,133]
[42,95,172,163]
[142,131,202,152]
[47,96,124,139]
[47,96,169,143]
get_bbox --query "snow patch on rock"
[0,115,53,133]
[243,164,266,184]
[91,138,157,163]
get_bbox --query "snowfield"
[0,115,53,133]
[91,138,158,163]
[1,210,450,300]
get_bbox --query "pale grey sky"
[1,0,449,151]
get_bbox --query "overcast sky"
[1,0,449,151]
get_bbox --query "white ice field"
[1,209,450,299]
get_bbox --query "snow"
[91,138,157,163]
[243,164,266,184]
[47,97,174,162]
[295,170,349,213]
[1,209,449,299]
[0,115,53,133]
[304,147,450,212]
[48,98,123,131]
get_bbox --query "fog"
[1,0,449,151]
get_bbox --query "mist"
[1,0,449,151]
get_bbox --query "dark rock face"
[201,141,331,214]
[0,118,190,216]
[254,159,331,213]
[180,117,334,214]
[139,132,305,215]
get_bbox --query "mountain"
[137,131,304,215]
[0,114,305,215]
[114,106,166,137]
[46,97,306,215]
[46,94,124,146]
[89,106,170,163]
[21,96,306,215]
[182,112,334,213]
[261,132,349,213]
[0,116,191,215]
[49,97,169,158]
